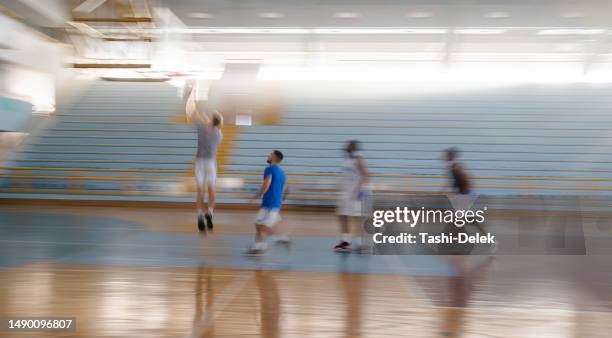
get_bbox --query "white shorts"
[255,208,281,227]
[337,191,364,217]
[195,158,217,188]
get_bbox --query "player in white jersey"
[334,140,369,252]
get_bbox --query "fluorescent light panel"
[406,12,433,18]
[312,28,447,34]
[560,12,585,19]
[485,12,511,19]
[538,29,604,35]
[258,12,285,19]
[454,28,507,35]
[189,12,214,19]
[333,12,362,19]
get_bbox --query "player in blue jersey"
[246,150,290,255]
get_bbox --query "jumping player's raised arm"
[186,84,210,125]
[191,109,210,125]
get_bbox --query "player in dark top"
[444,148,496,253]
[446,148,470,195]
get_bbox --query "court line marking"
[0,224,144,231]
[2,263,439,278]
[0,265,253,278]
[185,270,254,338]
[0,239,453,276]
[0,239,244,250]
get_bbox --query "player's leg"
[246,209,274,254]
[334,214,351,252]
[207,183,216,212]
[247,209,285,254]
[247,225,270,255]
[197,186,206,232]
[204,183,215,230]
[255,223,266,240]
[204,160,217,230]
[453,193,498,254]
[195,159,207,232]
[268,215,291,245]
[461,193,497,253]
[255,223,282,240]
[349,215,368,253]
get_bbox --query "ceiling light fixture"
[190,28,309,34]
[189,12,214,19]
[312,28,446,34]
[454,28,507,35]
[406,12,433,18]
[258,12,285,19]
[538,29,604,35]
[333,12,362,19]
[560,12,585,19]
[485,12,511,18]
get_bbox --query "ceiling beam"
[73,0,107,14]
[72,17,152,23]
[72,63,151,68]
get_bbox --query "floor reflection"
[255,270,280,338]
[440,256,494,337]
[195,266,215,337]
[341,272,366,338]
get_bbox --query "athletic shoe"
[197,215,206,233]
[244,247,267,256]
[245,242,268,256]
[352,245,372,254]
[334,241,351,252]
[274,234,292,245]
[205,212,213,230]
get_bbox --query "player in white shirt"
[334,140,369,252]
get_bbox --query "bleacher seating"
[0,81,196,201]
[1,81,612,210]
[224,83,612,208]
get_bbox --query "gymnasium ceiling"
[3,0,612,79]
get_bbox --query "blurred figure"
[334,140,369,253]
[445,148,478,231]
[246,150,290,255]
[444,147,497,253]
[194,108,223,233]
[440,148,495,336]
[444,147,470,195]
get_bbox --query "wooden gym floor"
[0,203,611,337]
